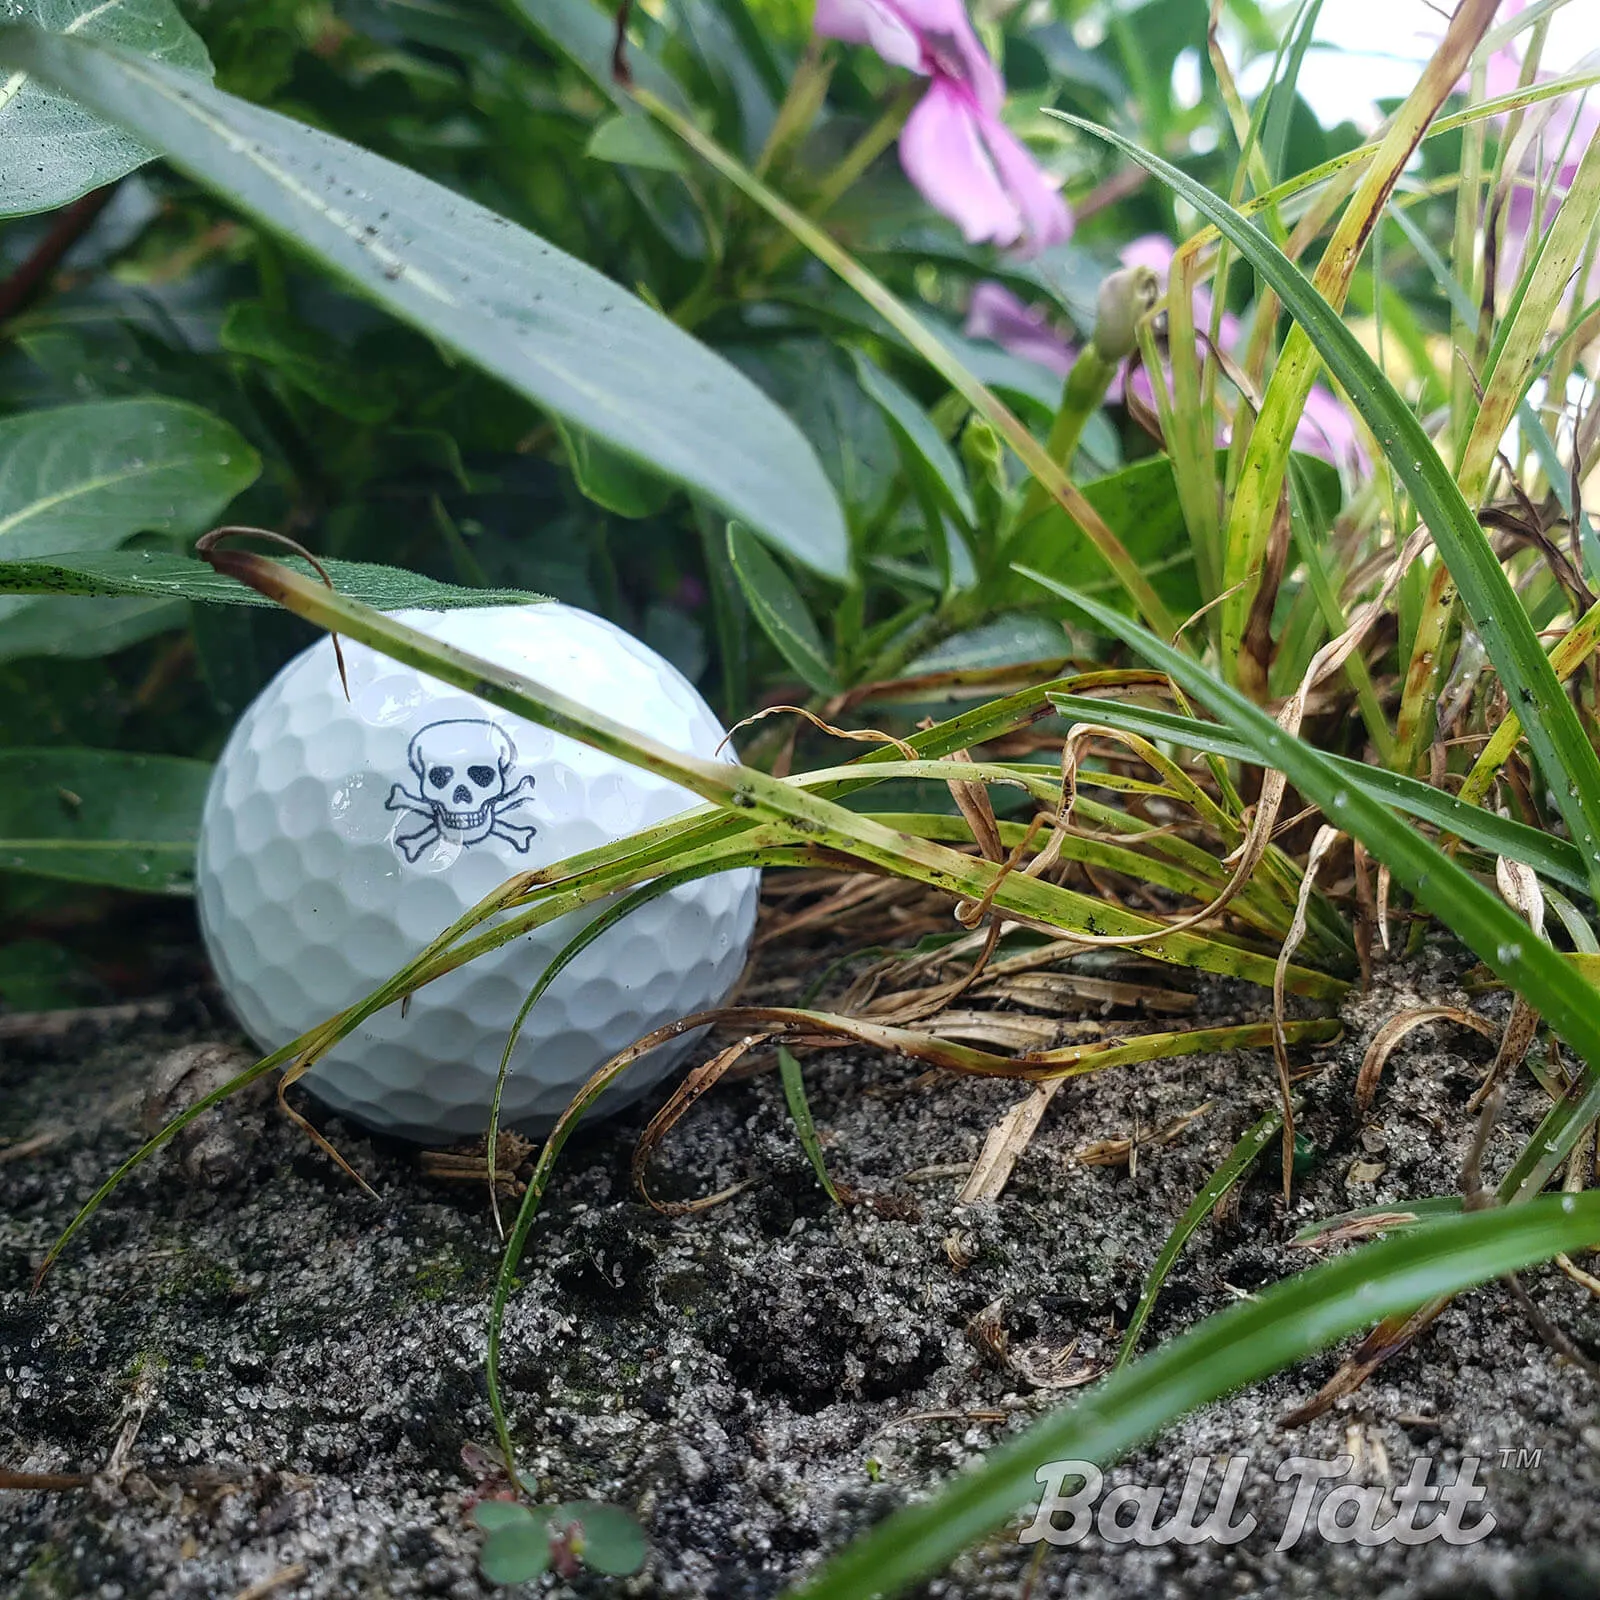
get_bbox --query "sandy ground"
[3,939,1599,1599]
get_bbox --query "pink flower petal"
[1119,234,1177,274]
[981,108,1073,255]
[900,78,1070,253]
[964,282,1076,374]
[813,0,924,72]
[900,78,1026,246]
[1297,383,1364,470]
[896,0,1003,109]
[812,0,999,102]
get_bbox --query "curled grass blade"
[196,550,1342,997]
[1046,113,1600,898]
[1047,694,1590,894]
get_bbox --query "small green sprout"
[473,1498,648,1585]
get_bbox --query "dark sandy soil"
[3,934,1600,1600]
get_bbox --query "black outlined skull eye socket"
[428,765,453,789]
[467,765,496,788]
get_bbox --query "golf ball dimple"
[195,602,760,1142]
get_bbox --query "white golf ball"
[195,602,759,1142]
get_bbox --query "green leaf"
[585,111,686,173]
[0,398,259,561]
[553,1500,649,1576]
[219,301,396,423]
[1115,1109,1280,1369]
[478,1518,552,1584]
[471,1500,536,1533]
[904,616,1069,674]
[0,26,848,581]
[727,521,839,695]
[0,594,185,662]
[553,419,675,519]
[502,0,685,112]
[786,1192,1600,1599]
[0,748,210,894]
[0,548,543,609]
[848,350,975,527]
[1048,110,1600,896]
[778,1045,842,1205]
[0,0,210,217]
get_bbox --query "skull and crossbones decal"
[385,718,537,863]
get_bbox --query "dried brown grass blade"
[958,1081,1065,1204]
[633,1032,772,1214]
[1355,1006,1499,1112]
[1272,824,1341,1200]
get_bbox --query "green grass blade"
[778,1046,843,1205]
[209,552,1338,998]
[1046,112,1600,896]
[1458,127,1600,504]
[1114,1108,1281,1370]
[785,1192,1600,1599]
[1047,694,1590,894]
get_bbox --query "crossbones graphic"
[385,718,537,863]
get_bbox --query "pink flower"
[900,78,1072,254]
[963,236,1365,471]
[813,0,999,99]
[1130,235,1362,470]
[814,0,1071,255]
[1456,2,1598,296]
[963,282,1075,373]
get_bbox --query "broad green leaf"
[478,1518,552,1584]
[727,521,838,694]
[553,419,675,519]
[0,0,209,216]
[728,341,897,527]
[0,26,849,580]
[0,548,542,609]
[787,1193,1600,1599]
[904,616,1069,675]
[0,398,258,561]
[848,351,975,528]
[0,594,184,662]
[0,748,210,893]
[1001,453,1355,622]
[551,1501,649,1576]
[1050,111,1600,896]
[501,0,684,111]
[472,1501,536,1533]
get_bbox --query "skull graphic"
[385,718,537,862]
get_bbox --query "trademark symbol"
[1498,1447,1543,1470]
